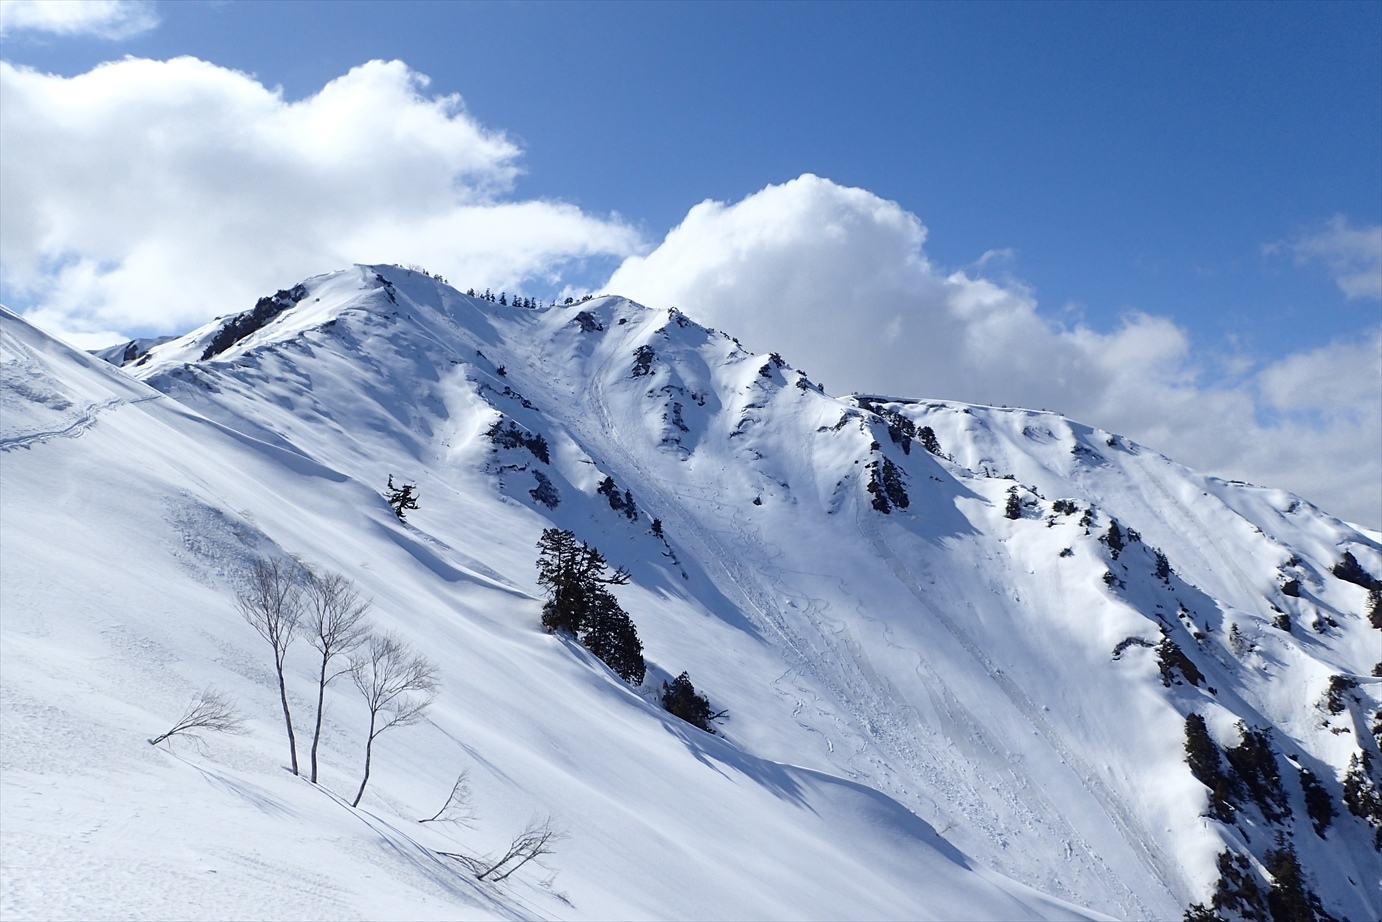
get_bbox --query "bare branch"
[349,632,439,807]
[236,557,303,661]
[304,571,372,663]
[436,851,484,874]
[419,769,478,827]
[351,633,439,736]
[302,568,372,783]
[237,556,305,774]
[149,689,246,747]
[475,816,567,882]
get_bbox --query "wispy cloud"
[0,57,643,339]
[0,0,159,40]
[607,176,1381,526]
[1270,214,1382,301]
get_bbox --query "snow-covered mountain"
[3,265,1378,921]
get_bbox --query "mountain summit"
[3,265,1378,920]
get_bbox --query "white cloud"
[607,175,1382,527]
[3,59,1373,526]
[1273,214,1382,301]
[0,0,158,39]
[0,57,643,337]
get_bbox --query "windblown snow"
[2,266,1378,921]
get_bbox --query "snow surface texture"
[2,267,1379,921]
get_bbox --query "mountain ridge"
[3,265,1378,920]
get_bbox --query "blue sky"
[2,0,1379,524]
[7,1,1379,353]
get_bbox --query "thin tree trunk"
[276,658,299,776]
[352,714,377,807]
[310,656,328,783]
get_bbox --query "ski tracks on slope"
[574,356,942,788]
[860,514,1178,917]
[0,395,160,452]
[574,354,1149,912]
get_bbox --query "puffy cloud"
[4,61,1373,525]
[608,175,1381,526]
[0,57,642,339]
[0,0,158,40]
[1271,215,1382,301]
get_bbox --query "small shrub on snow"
[1298,767,1334,838]
[385,475,420,520]
[1004,487,1022,520]
[1323,675,1358,715]
[1333,551,1381,590]
[661,671,727,733]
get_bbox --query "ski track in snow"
[8,277,1376,920]
[860,512,1174,916]
[574,340,1148,914]
[0,394,160,451]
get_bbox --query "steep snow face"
[2,287,1096,921]
[4,266,1379,921]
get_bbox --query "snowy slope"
[3,266,1379,921]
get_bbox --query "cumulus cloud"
[0,57,642,339]
[3,61,1373,525]
[1272,215,1382,301]
[0,0,158,39]
[607,175,1381,526]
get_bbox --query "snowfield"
[2,267,1378,920]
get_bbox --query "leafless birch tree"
[419,769,478,827]
[237,557,304,775]
[303,570,372,783]
[463,817,566,882]
[349,632,438,807]
[148,689,246,748]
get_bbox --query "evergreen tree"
[1104,520,1125,559]
[1004,487,1022,520]
[661,671,726,733]
[1225,723,1289,822]
[534,529,643,684]
[1263,837,1325,922]
[385,475,420,520]
[1185,713,1235,821]
[1298,767,1335,837]
[536,528,623,635]
[581,588,645,685]
[1333,551,1381,590]
[918,425,945,458]
[1342,751,1382,829]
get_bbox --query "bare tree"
[303,570,372,784]
[469,817,566,882]
[349,632,438,807]
[148,689,246,748]
[237,557,304,775]
[419,769,478,827]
